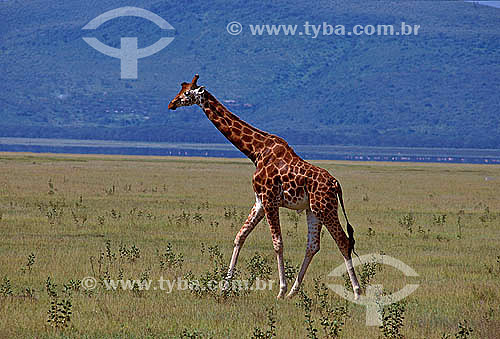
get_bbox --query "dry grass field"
[0,152,499,338]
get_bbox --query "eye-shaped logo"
[82,7,174,79]
[327,253,419,326]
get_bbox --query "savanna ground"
[0,152,498,338]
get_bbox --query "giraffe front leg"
[274,239,287,299]
[265,208,287,299]
[226,198,264,281]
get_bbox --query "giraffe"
[168,74,361,299]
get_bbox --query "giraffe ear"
[191,74,199,87]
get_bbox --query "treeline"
[1,125,498,149]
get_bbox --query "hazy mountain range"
[1,0,499,148]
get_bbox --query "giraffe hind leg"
[287,208,321,298]
[310,191,361,299]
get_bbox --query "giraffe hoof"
[354,286,361,300]
[276,288,287,299]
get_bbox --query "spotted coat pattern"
[168,75,361,299]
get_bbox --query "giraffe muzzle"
[168,102,177,110]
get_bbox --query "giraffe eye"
[185,91,190,96]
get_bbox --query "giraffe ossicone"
[168,74,362,300]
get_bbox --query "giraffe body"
[168,75,361,299]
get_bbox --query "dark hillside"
[1,0,499,148]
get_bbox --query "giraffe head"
[168,74,205,110]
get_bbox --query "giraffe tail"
[334,181,359,259]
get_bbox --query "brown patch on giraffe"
[222,117,233,127]
[233,138,245,149]
[283,151,293,162]
[262,155,272,166]
[264,138,275,147]
[218,122,231,135]
[242,134,253,143]
[267,167,278,179]
[254,141,264,149]
[254,134,265,141]
[273,145,286,158]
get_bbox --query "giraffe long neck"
[197,90,268,164]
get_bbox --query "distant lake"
[465,1,500,8]
[1,137,500,164]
